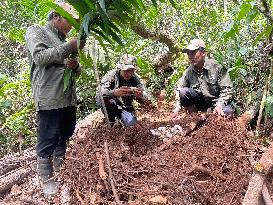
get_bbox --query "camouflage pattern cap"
[116,54,137,70]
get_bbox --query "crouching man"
[97,54,148,126]
[172,39,234,119]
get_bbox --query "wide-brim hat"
[182,39,206,53]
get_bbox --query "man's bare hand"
[66,58,78,70]
[114,86,131,96]
[70,37,86,52]
[214,103,225,116]
[134,88,143,98]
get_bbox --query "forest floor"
[0,97,272,205]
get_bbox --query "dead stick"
[75,188,86,205]
[158,114,207,151]
[104,141,122,205]
[262,183,273,205]
[95,150,107,180]
[256,62,273,129]
[95,150,110,193]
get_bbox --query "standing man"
[97,54,148,126]
[25,2,85,195]
[172,39,233,118]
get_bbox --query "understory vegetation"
[0,0,273,156]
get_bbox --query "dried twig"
[95,150,107,180]
[75,188,86,205]
[104,141,122,205]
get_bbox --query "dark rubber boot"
[53,155,65,172]
[37,157,58,196]
[53,148,66,172]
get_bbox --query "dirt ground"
[0,100,269,205]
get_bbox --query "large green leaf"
[237,2,252,21]
[63,68,73,92]
[82,0,96,11]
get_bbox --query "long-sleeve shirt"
[173,57,233,113]
[25,23,77,111]
[96,69,147,108]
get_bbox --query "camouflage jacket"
[25,23,77,111]
[96,69,147,108]
[173,57,233,112]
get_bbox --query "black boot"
[53,147,66,172]
[53,155,65,172]
[37,157,58,196]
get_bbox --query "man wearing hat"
[172,39,233,118]
[25,2,85,196]
[97,54,148,126]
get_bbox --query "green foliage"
[0,67,35,156]
[2,0,273,156]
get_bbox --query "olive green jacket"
[174,57,233,112]
[96,69,148,108]
[25,23,77,111]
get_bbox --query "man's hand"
[114,86,131,96]
[133,88,143,98]
[66,58,79,70]
[70,37,86,52]
[214,103,225,116]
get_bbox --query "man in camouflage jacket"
[25,2,85,196]
[173,39,233,117]
[97,54,148,126]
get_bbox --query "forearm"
[32,42,73,66]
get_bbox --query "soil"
[0,100,269,205]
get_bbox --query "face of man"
[120,68,135,80]
[53,15,72,35]
[187,48,206,69]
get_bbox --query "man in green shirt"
[25,2,85,196]
[97,54,148,126]
[172,39,233,118]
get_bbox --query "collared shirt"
[25,23,76,111]
[173,57,233,112]
[96,69,147,108]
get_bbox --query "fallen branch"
[158,114,208,151]
[262,183,273,205]
[0,164,34,194]
[0,147,36,176]
[95,149,110,193]
[104,141,121,205]
[243,144,273,204]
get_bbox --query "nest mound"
[1,103,263,205]
[61,106,258,205]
